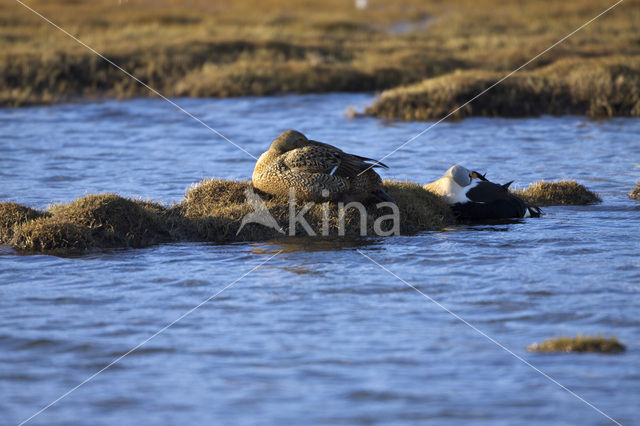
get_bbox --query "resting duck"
[252,130,394,203]
[424,165,541,219]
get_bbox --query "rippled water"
[1,94,639,425]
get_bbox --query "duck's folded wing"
[282,146,341,174]
[465,181,529,216]
[309,140,389,169]
[283,145,382,179]
[466,181,512,203]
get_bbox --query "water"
[1,94,639,425]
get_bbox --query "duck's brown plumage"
[252,130,393,203]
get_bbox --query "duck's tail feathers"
[354,155,389,169]
[526,204,543,217]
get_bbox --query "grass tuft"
[383,180,453,232]
[1,0,639,114]
[48,193,174,248]
[629,183,640,200]
[0,202,47,242]
[0,177,600,255]
[527,335,626,354]
[512,180,601,206]
[10,217,94,254]
[176,178,453,242]
[365,57,640,120]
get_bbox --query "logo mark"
[237,186,400,237]
[236,187,285,235]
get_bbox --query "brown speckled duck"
[252,130,394,203]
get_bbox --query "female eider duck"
[252,130,394,203]
[424,165,541,219]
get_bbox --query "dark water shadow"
[255,236,381,254]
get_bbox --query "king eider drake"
[252,130,394,203]
[424,165,541,219]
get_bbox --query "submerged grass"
[527,335,626,354]
[512,180,601,206]
[2,0,639,117]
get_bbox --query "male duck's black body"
[425,165,541,220]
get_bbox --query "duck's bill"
[471,171,487,181]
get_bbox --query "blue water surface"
[1,94,639,425]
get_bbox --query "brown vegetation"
[0,202,47,241]
[513,180,601,206]
[11,217,94,254]
[0,178,604,255]
[527,335,626,354]
[48,194,175,248]
[365,57,640,120]
[174,179,453,242]
[629,183,640,200]
[0,179,453,254]
[1,0,638,117]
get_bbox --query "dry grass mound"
[176,178,453,242]
[1,177,601,255]
[365,57,640,120]
[1,179,454,254]
[629,183,640,200]
[513,180,601,206]
[10,217,94,254]
[0,202,47,242]
[48,194,174,248]
[383,180,453,231]
[527,335,626,354]
[176,179,274,242]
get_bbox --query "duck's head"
[270,130,309,154]
[444,165,486,187]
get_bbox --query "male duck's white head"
[425,164,484,204]
[445,165,473,186]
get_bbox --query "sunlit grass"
[513,180,601,206]
[528,335,626,354]
[1,0,638,112]
[629,183,640,200]
[1,176,605,254]
[0,178,453,254]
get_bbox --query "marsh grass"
[2,0,639,114]
[0,202,48,241]
[0,178,603,254]
[629,183,640,200]
[513,180,601,206]
[11,217,94,255]
[176,178,453,242]
[51,194,178,248]
[0,178,452,254]
[527,335,626,354]
[365,57,640,120]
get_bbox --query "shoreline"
[2,0,638,118]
